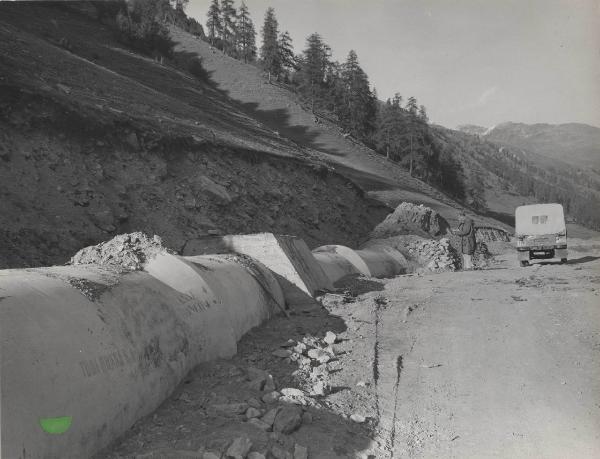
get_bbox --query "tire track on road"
[374,296,417,457]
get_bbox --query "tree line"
[204,4,450,189]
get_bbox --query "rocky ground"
[96,239,600,459]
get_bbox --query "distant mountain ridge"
[457,122,600,167]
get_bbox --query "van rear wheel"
[520,260,529,267]
[561,258,567,264]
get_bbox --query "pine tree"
[260,7,280,82]
[220,0,237,55]
[406,96,418,115]
[418,105,428,123]
[298,33,331,112]
[374,93,404,160]
[338,50,377,139]
[206,0,221,46]
[278,31,296,74]
[236,1,256,62]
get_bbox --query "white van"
[515,203,568,267]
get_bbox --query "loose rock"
[323,331,337,345]
[293,444,308,459]
[350,414,366,423]
[273,406,303,434]
[225,436,252,459]
[246,407,262,419]
[262,391,281,404]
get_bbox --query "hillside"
[2,2,598,271]
[432,125,600,232]
[458,122,600,169]
[168,26,513,230]
[0,2,390,267]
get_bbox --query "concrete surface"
[313,244,408,282]
[183,233,333,305]
[0,254,280,459]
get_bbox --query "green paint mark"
[40,416,72,434]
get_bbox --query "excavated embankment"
[0,88,389,269]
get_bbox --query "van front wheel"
[561,258,568,264]
[520,260,529,267]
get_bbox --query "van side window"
[532,216,539,224]
[540,215,548,224]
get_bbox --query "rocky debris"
[246,407,262,419]
[279,388,308,406]
[293,444,308,459]
[262,391,281,404]
[264,375,277,392]
[272,406,303,434]
[194,175,233,205]
[367,235,458,272]
[134,449,203,459]
[87,208,116,233]
[260,407,280,427]
[472,241,494,269]
[202,452,221,459]
[301,412,313,424]
[212,402,249,416]
[323,331,337,345]
[247,453,266,459]
[269,445,292,459]
[272,349,292,358]
[306,348,331,364]
[225,436,252,459]
[350,414,366,423]
[247,397,263,409]
[69,232,171,272]
[371,202,450,239]
[248,418,271,431]
[407,237,456,271]
[124,131,140,150]
[476,226,511,243]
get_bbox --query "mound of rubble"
[69,232,171,272]
[370,202,450,239]
[365,235,459,272]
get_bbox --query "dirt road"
[100,242,600,459]
[373,247,600,458]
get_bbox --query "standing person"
[454,210,476,270]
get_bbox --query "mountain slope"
[459,122,600,168]
[434,125,600,232]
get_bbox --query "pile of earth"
[370,202,451,239]
[69,232,171,272]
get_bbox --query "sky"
[186,0,600,129]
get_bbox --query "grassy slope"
[0,3,311,160]
[170,27,513,230]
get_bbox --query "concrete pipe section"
[313,244,408,284]
[0,253,283,459]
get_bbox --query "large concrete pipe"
[313,244,408,284]
[0,253,283,459]
[312,250,362,285]
[183,233,334,305]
